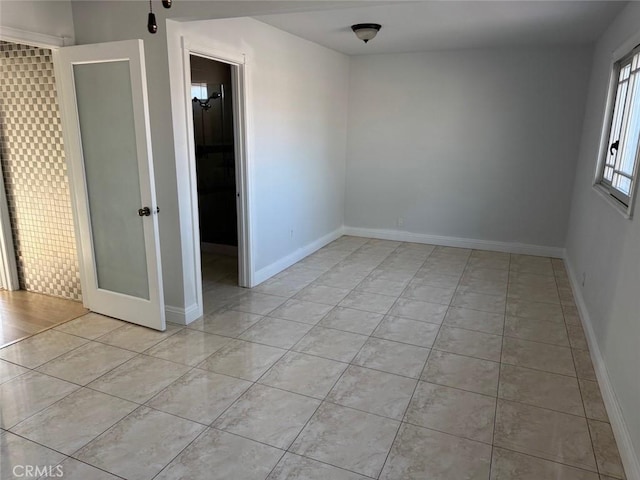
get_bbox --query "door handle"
[138,207,151,217]
[610,140,619,155]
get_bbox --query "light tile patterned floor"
[0,237,627,479]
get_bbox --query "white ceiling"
[255,1,627,55]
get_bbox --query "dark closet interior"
[190,55,237,247]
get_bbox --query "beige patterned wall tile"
[0,41,81,301]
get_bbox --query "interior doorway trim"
[0,163,18,290]
[0,26,71,49]
[180,38,253,312]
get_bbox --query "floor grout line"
[376,245,466,479]
[489,252,512,479]
[0,240,623,479]
[556,264,602,475]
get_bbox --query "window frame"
[594,42,640,218]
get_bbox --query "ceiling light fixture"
[351,23,381,44]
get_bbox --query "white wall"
[0,1,74,43]
[345,48,592,251]
[565,2,640,475]
[168,17,349,286]
[70,1,349,317]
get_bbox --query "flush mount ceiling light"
[351,23,381,44]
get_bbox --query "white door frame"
[0,28,71,291]
[181,38,253,308]
[0,162,19,291]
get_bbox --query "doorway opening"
[189,55,244,304]
[0,40,89,345]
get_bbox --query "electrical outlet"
[397,217,404,227]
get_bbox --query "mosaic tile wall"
[0,41,82,301]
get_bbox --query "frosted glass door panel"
[73,61,149,299]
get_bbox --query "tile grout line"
[555,260,602,476]
[129,248,612,478]
[486,443,605,476]
[2,242,410,476]
[0,331,94,372]
[490,251,512,479]
[266,240,406,479]
[156,240,397,479]
[13,324,597,459]
[0,307,89,350]
[358,243,436,480]
[148,420,213,480]
[230,244,536,476]
[6,408,131,480]
[375,245,468,479]
[2,241,622,479]
[2,340,211,472]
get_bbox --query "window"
[191,82,208,101]
[597,45,640,211]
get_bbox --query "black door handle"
[138,207,151,217]
[610,140,619,156]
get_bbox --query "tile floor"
[0,237,627,479]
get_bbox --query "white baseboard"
[564,256,640,480]
[343,226,565,258]
[253,226,345,286]
[252,226,562,288]
[165,303,202,326]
